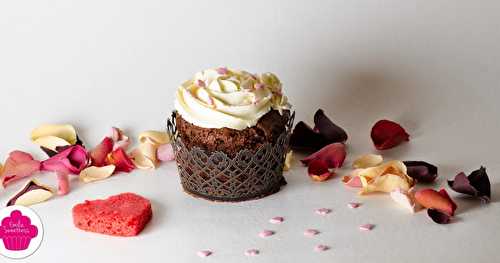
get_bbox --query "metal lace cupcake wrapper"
[167,111,294,202]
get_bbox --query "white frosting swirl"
[174,67,290,130]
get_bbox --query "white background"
[1,1,500,262]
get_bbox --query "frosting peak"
[174,67,290,130]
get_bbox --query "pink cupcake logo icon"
[0,210,38,251]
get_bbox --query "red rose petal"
[371,120,410,150]
[427,208,451,224]
[1,151,41,187]
[41,145,88,175]
[308,159,333,182]
[301,143,346,169]
[107,148,135,173]
[290,109,348,152]
[90,137,114,167]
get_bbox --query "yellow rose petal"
[33,135,71,151]
[358,160,414,195]
[138,131,170,145]
[80,165,116,183]
[31,124,77,145]
[352,154,383,169]
[131,131,171,169]
[130,149,156,170]
[283,150,294,172]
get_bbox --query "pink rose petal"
[314,244,330,252]
[342,175,363,188]
[348,202,361,209]
[41,145,88,175]
[244,249,259,256]
[315,208,331,215]
[196,250,212,258]
[57,172,70,195]
[359,224,375,231]
[258,230,275,238]
[269,216,284,224]
[157,143,175,162]
[1,151,41,187]
[304,229,320,237]
[111,127,130,151]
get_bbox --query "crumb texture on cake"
[176,110,289,156]
[72,192,152,237]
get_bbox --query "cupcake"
[168,67,293,202]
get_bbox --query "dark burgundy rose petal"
[307,159,333,182]
[290,109,348,152]
[403,161,438,183]
[427,208,451,224]
[448,167,491,202]
[40,147,58,157]
[301,143,346,169]
[370,120,410,150]
[313,109,348,144]
[289,121,325,151]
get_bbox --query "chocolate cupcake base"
[167,111,294,202]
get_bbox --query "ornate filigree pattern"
[167,111,294,202]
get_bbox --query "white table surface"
[1,1,500,262]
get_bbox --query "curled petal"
[308,159,333,182]
[353,154,383,169]
[313,109,348,143]
[57,172,70,195]
[7,179,54,206]
[80,165,116,183]
[33,136,71,153]
[138,131,170,145]
[31,124,78,145]
[371,120,410,150]
[414,188,457,216]
[107,148,135,173]
[448,167,490,202]
[390,188,419,213]
[157,143,175,162]
[130,149,156,170]
[427,209,451,224]
[90,137,114,167]
[301,143,346,169]
[111,127,130,150]
[290,109,347,151]
[403,161,438,183]
[1,151,41,187]
[358,161,414,194]
[41,145,88,175]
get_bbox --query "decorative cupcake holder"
[167,111,295,202]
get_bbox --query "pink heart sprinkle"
[196,79,206,87]
[216,67,229,75]
[244,249,260,256]
[359,224,375,231]
[197,250,212,258]
[314,244,330,252]
[348,202,361,209]
[315,208,331,215]
[269,216,284,224]
[258,230,275,238]
[304,229,320,237]
[254,83,265,90]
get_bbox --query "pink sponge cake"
[72,193,152,237]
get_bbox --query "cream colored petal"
[130,149,156,170]
[80,165,116,183]
[138,131,170,145]
[283,150,294,172]
[358,160,414,195]
[0,163,3,179]
[33,135,71,151]
[390,188,420,213]
[15,189,54,206]
[352,154,383,169]
[31,124,77,145]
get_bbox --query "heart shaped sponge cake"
[72,193,152,236]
